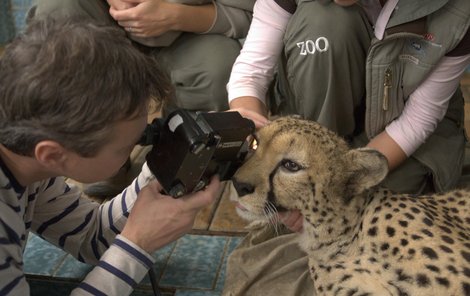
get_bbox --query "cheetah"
[232,116,470,296]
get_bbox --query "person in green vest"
[223,0,470,294]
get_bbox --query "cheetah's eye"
[281,159,302,172]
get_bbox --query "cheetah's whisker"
[265,201,282,236]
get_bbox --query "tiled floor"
[17,71,470,295]
[25,232,242,296]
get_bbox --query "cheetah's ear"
[344,148,388,195]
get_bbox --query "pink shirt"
[228,0,470,156]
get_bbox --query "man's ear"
[34,140,68,170]
[344,148,389,195]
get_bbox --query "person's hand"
[109,0,215,38]
[230,108,270,129]
[110,0,176,37]
[120,176,220,253]
[107,0,135,10]
[278,210,303,232]
[229,96,270,129]
[366,130,407,171]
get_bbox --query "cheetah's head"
[232,116,388,237]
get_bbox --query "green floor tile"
[24,234,67,276]
[159,235,227,289]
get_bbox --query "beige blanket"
[222,223,314,295]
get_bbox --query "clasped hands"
[107,0,215,38]
[107,0,180,37]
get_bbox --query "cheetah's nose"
[232,178,255,197]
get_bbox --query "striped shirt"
[0,157,156,295]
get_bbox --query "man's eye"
[281,159,302,172]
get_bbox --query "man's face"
[65,114,148,184]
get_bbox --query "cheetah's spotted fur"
[232,116,470,296]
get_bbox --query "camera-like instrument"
[139,109,255,197]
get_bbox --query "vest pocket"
[376,63,404,135]
[365,33,443,139]
[365,47,405,138]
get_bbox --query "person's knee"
[204,36,240,79]
[382,160,433,194]
[205,46,240,110]
[183,36,241,111]
[34,0,110,21]
[35,0,82,17]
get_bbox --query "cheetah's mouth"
[235,200,290,224]
[235,202,267,221]
[235,201,288,213]
[235,202,248,211]
[267,190,289,213]
[271,203,289,213]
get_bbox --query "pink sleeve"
[227,0,292,104]
[385,54,470,156]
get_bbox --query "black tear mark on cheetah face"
[232,116,470,296]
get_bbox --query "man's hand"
[278,210,303,233]
[121,176,220,253]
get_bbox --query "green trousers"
[34,0,242,112]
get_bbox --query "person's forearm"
[72,235,154,296]
[384,54,470,156]
[366,131,407,171]
[370,54,470,172]
[227,0,290,104]
[172,3,216,33]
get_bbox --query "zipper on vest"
[383,67,392,111]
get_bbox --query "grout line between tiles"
[156,242,178,284]
[51,255,69,277]
[210,237,231,292]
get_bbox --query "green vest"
[364,0,470,191]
